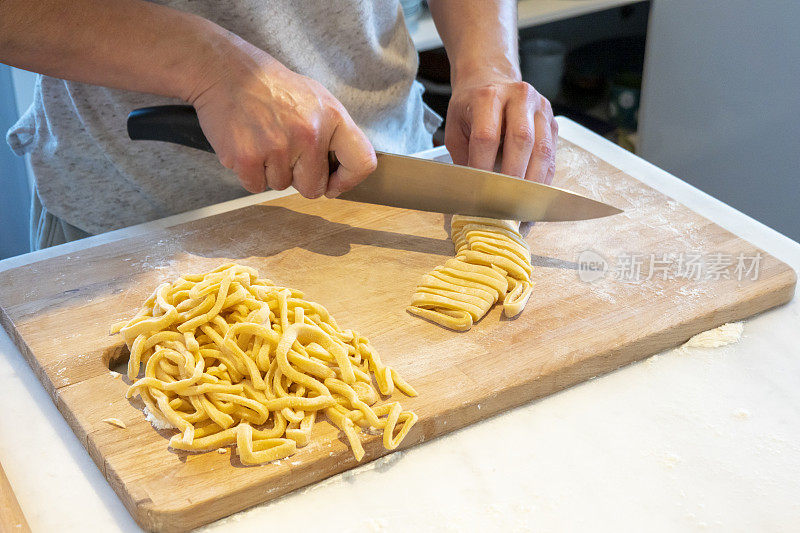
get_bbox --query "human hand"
[445,73,558,184]
[189,39,376,197]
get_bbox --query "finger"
[500,94,535,178]
[541,101,558,185]
[326,117,377,198]
[546,118,559,184]
[467,90,503,171]
[545,156,555,185]
[444,103,469,166]
[291,121,329,198]
[544,156,555,185]
[292,150,329,198]
[233,155,268,193]
[525,109,555,184]
[264,143,293,191]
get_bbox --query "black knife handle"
[127,105,215,153]
[126,105,339,171]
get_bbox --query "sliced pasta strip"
[114,263,417,464]
[409,215,533,330]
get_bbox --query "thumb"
[325,117,377,198]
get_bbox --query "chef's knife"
[127,105,621,222]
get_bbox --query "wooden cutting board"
[0,460,30,533]
[0,141,794,532]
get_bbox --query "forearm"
[430,1,556,183]
[0,0,238,102]
[427,0,520,86]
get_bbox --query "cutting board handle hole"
[103,343,130,374]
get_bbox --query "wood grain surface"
[0,141,794,531]
[0,461,30,533]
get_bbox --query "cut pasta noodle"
[408,215,533,331]
[111,263,418,464]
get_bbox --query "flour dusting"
[681,323,744,350]
[732,408,751,419]
[144,406,175,430]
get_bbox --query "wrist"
[162,14,227,103]
[450,58,521,90]
[174,16,279,105]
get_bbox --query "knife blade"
[339,152,621,221]
[127,106,622,221]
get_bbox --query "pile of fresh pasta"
[113,263,418,465]
[408,215,533,331]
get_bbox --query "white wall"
[639,0,800,242]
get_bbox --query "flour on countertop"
[733,408,751,419]
[659,452,682,469]
[366,518,388,532]
[681,323,744,350]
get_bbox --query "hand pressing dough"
[408,216,533,331]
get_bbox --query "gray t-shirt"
[7,0,441,235]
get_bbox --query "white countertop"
[2,118,798,532]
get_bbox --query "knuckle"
[515,81,536,99]
[510,124,535,145]
[217,147,237,169]
[471,127,500,146]
[475,85,499,100]
[326,99,346,118]
[358,152,378,176]
[234,153,261,170]
[534,138,555,161]
[539,94,551,112]
[295,122,321,145]
[267,136,289,157]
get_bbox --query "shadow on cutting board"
[181,205,454,260]
[179,204,572,270]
